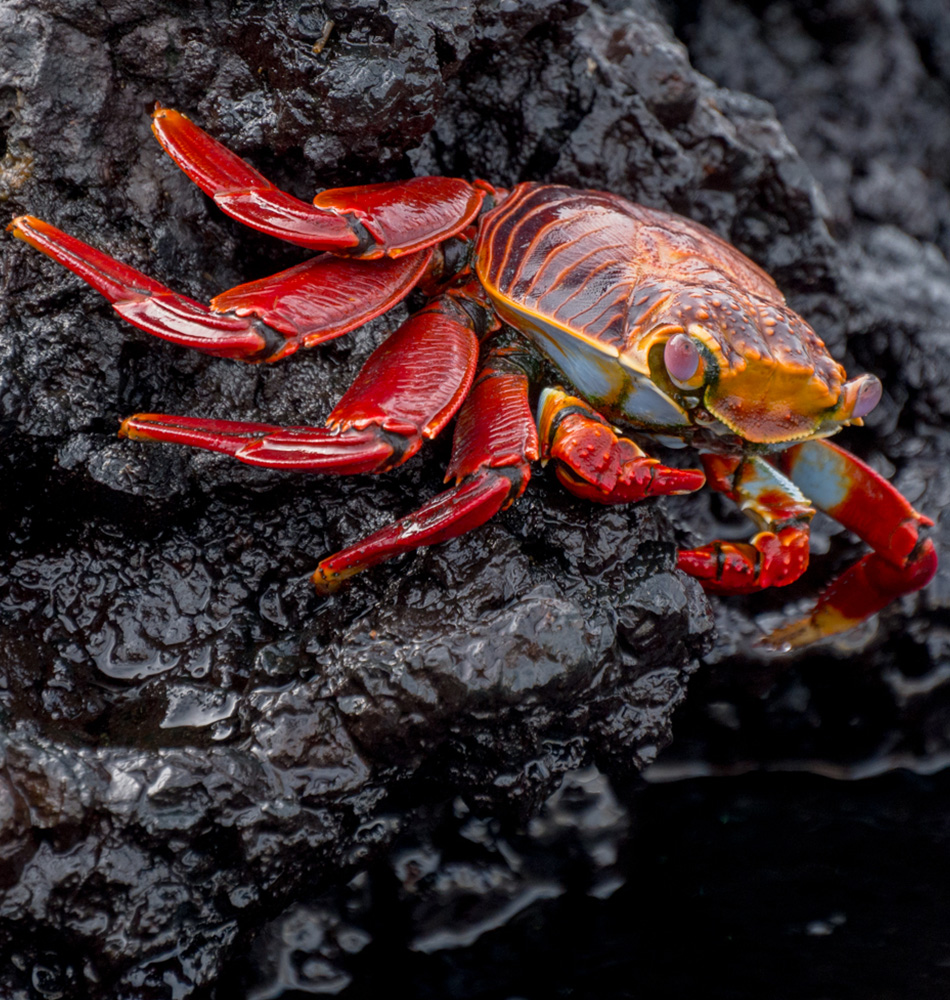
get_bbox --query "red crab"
[10,107,937,649]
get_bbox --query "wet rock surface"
[0,0,947,996]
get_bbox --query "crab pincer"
[537,388,706,503]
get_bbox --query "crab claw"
[554,454,706,504]
[538,387,705,503]
[759,438,938,649]
[678,525,812,594]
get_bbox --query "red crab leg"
[761,438,938,648]
[677,453,816,593]
[121,300,479,475]
[313,347,540,592]
[537,388,705,501]
[8,216,430,362]
[151,106,487,257]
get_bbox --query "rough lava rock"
[0,0,946,996]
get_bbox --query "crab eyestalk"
[832,373,883,425]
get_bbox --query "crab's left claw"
[677,453,817,596]
[760,439,937,649]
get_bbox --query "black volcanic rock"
[0,0,946,996]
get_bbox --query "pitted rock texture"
[0,0,946,996]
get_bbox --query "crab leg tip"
[119,414,171,441]
[8,214,43,242]
[311,566,348,595]
[118,413,162,441]
[757,536,937,651]
[312,468,519,593]
[9,215,281,360]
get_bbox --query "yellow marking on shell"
[703,345,843,444]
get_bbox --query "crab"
[10,107,937,649]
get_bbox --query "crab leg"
[677,453,815,593]
[122,300,479,478]
[537,388,705,501]
[313,346,540,592]
[151,106,486,257]
[8,216,431,362]
[760,438,938,648]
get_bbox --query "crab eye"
[664,333,705,389]
[852,375,882,419]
